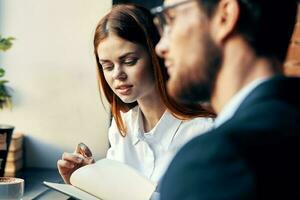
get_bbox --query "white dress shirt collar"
[214,77,269,128]
[131,107,182,148]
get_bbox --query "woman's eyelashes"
[101,62,114,71]
[101,57,139,71]
[122,57,138,66]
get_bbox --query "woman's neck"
[137,89,166,133]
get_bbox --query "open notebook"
[44,159,157,200]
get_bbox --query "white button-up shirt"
[106,106,213,184]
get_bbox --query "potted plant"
[0,35,15,177]
[0,35,14,109]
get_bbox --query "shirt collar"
[214,77,269,128]
[131,108,182,147]
[151,111,182,149]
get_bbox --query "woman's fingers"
[57,159,79,184]
[76,143,93,157]
[57,159,76,170]
[62,152,84,164]
[83,157,95,165]
[58,152,85,184]
[57,150,94,184]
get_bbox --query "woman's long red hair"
[94,4,215,136]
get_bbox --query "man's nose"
[155,35,169,59]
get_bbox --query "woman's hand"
[57,143,95,184]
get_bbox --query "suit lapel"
[235,75,300,115]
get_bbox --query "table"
[21,168,72,200]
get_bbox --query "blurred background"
[0,0,298,170]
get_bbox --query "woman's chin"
[119,96,136,104]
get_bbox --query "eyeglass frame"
[150,0,196,35]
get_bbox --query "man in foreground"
[152,0,300,199]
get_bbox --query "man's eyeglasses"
[151,0,196,35]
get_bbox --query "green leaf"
[0,80,8,85]
[0,68,5,77]
[0,34,14,109]
[0,36,15,51]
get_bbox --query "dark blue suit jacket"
[160,76,300,200]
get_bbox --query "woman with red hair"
[58,3,214,187]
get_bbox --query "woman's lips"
[166,65,174,75]
[165,61,173,75]
[116,85,133,95]
[167,67,172,75]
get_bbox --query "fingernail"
[76,157,83,162]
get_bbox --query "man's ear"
[210,0,240,44]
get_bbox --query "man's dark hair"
[198,0,298,63]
